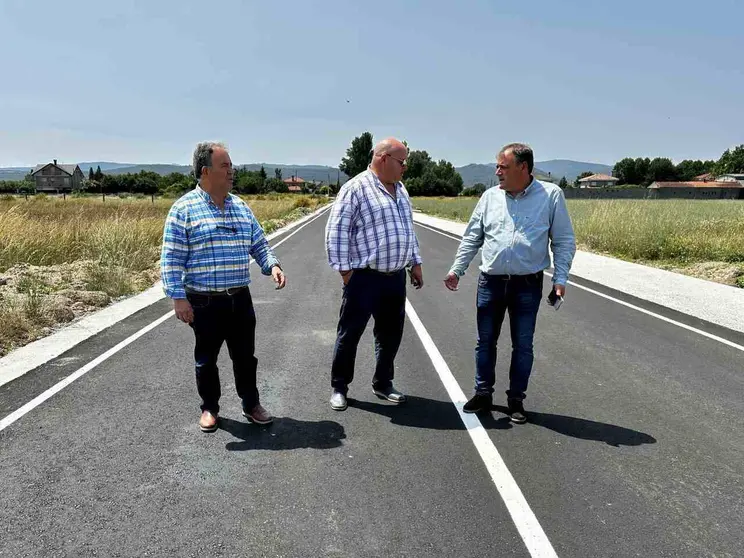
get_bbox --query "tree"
[574,171,594,187]
[558,176,568,189]
[403,150,432,181]
[259,165,267,185]
[265,177,287,193]
[94,165,103,181]
[612,158,638,185]
[274,167,282,180]
[88,167,94,181]
[715,144,744,175]
[675,159,712,181]
[339,131,373,178]
[461,183,487,196]
[646,157,677,184]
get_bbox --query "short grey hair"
[193,142,227,180]
[499,143,534,173]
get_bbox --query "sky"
[1,0,742,168]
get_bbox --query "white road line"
[415,222,744,353]
[0,312,173,433]
[405,300,558,558]
[0,204,333,433]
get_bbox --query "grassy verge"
[0,193,329,356]
[412,197,744,288]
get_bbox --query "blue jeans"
[331,268,406,395]
[187,288,259,414]
[474,272,543,401]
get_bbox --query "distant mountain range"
[0,159,612,185]
[456,160,613,186]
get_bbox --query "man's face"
[204,148,233,192]
[382,147,408,183]
[496,150,528,192]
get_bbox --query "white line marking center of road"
[405,300,559,558]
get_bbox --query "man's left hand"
[409,264,424,289]
[272,266,286,290]
[554,284,566,297]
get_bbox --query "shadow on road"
[349,395,474,430]
[483,405,657,447]
[348,395,656,447]
[220,417,346,452]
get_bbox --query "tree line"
[610,145,743,186]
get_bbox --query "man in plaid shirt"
[325,138,424,411]
[160,142,286,432]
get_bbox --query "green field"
[412,197,744,287]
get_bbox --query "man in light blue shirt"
[444,143,576,423]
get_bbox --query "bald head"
[370,137,408,186]
[373,137,407,157]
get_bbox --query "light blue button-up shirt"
[449,178,576,285]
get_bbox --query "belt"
[482,271,543,281]
[185,285,249,297]
[358,267,404,276]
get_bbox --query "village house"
[31,159,85,192]
[577,173,620,188]
[283,176,305,192]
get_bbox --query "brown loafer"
[243,404,273,425]
[199,410,219,432]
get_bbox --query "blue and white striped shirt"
[160,186,279,299]
[325,169,422,273]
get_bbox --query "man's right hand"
[341,270,354,286]
[174,298,194,324]
[443,271,460,291]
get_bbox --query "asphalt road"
[1,208,742,558]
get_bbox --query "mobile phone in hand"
[547,288,563,310]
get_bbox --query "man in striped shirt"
[160,142,286,433]
[325,138,424,411]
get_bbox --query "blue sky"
[1,0,741,167]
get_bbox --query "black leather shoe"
[463,393,492,414]
[507,399,527,424]
[372,385,406,403]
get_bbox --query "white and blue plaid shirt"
[325,169,422,273]
[160,186,279,298]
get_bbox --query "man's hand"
[174,298,194,324]
[341,270,354,286]
[272,265,286,290]
[443,271,460,291]
[409,264,424,289]
[554,284,566,297]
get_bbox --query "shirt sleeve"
[325,185,358,271]
[160,203,189,299]
[248,209,280,276]
[449,194,486,277]
[548,189,577,285]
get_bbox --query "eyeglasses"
[217,224,237,234]
[386,154,407,167]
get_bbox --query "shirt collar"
[506,176,537,199]
[196,184,232,208]
[367,167,401,193]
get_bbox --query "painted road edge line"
[0,203,333,387]
[0,311,173,433]
[405,299,559,558]
[414,222,744,353]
